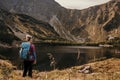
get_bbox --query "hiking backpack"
[19,42,30,59]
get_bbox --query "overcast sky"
[55,0,111,10]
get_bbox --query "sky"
[55,0,111,10]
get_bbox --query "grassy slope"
[0,58,120,80]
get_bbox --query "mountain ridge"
[0,8,61,45]
[0,0,120,43]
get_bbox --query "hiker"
[19,35,37,78]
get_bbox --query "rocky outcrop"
[0,8,60,44]
[0,0,63,21]
[56,0,120,42]
[50,15,78,42]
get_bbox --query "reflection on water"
[0,44,120,70]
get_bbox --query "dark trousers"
[23,60,33,77]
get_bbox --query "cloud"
[55,0,111,10]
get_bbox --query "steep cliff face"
[0,8,59,44]
[0,0,120,42]
[0,9,20,44]
[56,0,120,42]
[0,0,63,21]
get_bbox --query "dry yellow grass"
[0,58,120,80]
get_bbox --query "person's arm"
[32,44,37,64]
[33,52,37,60]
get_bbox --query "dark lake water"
[0,44,120,71]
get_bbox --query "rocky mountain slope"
[0,8,60,45]
[0,0,120,42]
[54,0,120,42]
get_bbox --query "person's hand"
[33,60,36,64]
